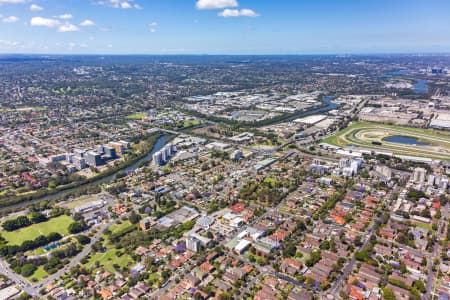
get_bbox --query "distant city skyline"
[0,0,450,54]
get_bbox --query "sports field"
[1,215,74,246]
[322,121,450,160]
[59,195,97,209]
[126,112,146,120]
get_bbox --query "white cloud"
[58,23,79,32]
[196,0,237,10]
[80,19,95,26]
[0,0,28,4]
[97,0,142,9]
[120,1,131,8]
[149,21,157,33]
[0,40,45,51]
[218,8,259,17]
[2,15,19,23]
[30,17,59,28]
[29,4,43,11]
[0,39,20,48]
[58,14,73,20]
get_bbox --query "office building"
[375,165,392,179]
[49,154,67,163]
[108,142,125,154]
[231,150,243,161]
[72,157,87,170]
[74,149,85,158]
[153,151,163,166]
[186,236,201,252]
[412,167,427,183]
[85,151,103,167]
[104,146,116,159]
[140,217,153,232]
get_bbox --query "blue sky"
[0,0,449,54]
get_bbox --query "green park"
[1,215,74,246]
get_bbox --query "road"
[329,224,373,295]
[0,193,125,297]
[0,219,115,296]
[37,220,113,289]
[423,204,448,300]
[0,257,36,295]
[148,260,198,298]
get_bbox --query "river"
[3,134,171,210]
[278,95,339,124]
[379,69,429,94]
[411,79,429,94]
[3,98,339,211]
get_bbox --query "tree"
[421,257,427,266]
[399,261,407,274]
[68,221,86,234]
[435,210,442,219]
[382,288,395,300]
[30,212,47,223]
[283,242,296,258]
[410,288,421,300]
[20,264,37,277]
[320,281,331,291]
[2,215,31,231]
[413,280,426,293]
[320,240,330,250]
[129,211,141,224]
[305,251,321,267]
[219,292,232,300]
[75,235,91,245]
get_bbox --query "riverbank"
[180,95,338,128]
[0,133,171,212]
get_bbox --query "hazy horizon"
[1,0,450,55]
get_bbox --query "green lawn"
[148,273,162,287]
[298,252,311,264]
[25,247,46,256]
[183,120,201,128]
[60,195,97,209]
[109,220,133,234]
[414,221,433,232]
[1,215,74,246]
[126,113,146,120]
[0,106,46,112]
[85,249,133,273]
[28,266,48,282]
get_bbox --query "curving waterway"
[2,134,171,211]
[2,97,339,211]
[272,95,339,124]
